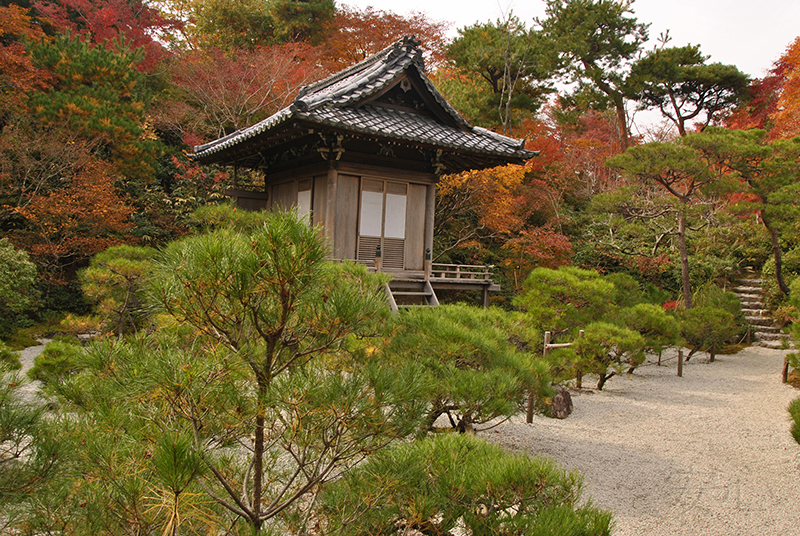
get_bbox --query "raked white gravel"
[480,346,800,536]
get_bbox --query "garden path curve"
[482,346,800,536]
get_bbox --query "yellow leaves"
[438,164,528,235]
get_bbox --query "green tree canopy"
[628,44,750,136]
[539,0,649,148]
[446,14,556,133]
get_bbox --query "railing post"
[374,244,382,272]
[424,248,432,280]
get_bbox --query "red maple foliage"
[161,43,326,142]
[33,0,182,71]
[322,5,448,70]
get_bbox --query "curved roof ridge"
[298,37,420,100]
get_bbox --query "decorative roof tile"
[192,37,536,165]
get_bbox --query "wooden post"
[677,348,683,378]
[325,162,338,249]
[576,330,584,389]
[782,357,790,383]
[374,244,382,273]
[424,248,432,281]
[528,331,553,423]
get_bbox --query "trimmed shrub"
[680,306,741,362]
[0,341,20,370]
[789,397,800,445]
[573,322,645,390]
[616,303,682,365]
[319,433,612,536]
[385,305,552,432]
[27,338,84,385]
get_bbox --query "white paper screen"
[384,193,407,239]
[359,191,384,237]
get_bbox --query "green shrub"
[79,245,158,336]
[573,322,645,390]
[515,266,616,340]
[616,303,682,362]
[319,433,612,536]
[0,238,38,338]
[680,306,742,362]
[0,341,20,370]
[604,272,644,308]
[789,397,800,445]
[27,338,84,385]
[385,305,552,432]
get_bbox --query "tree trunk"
[252,411,265,531]
[614,97,630,150]
[762,212,790,295]
[678,207,693,309]
[596,371,615,391]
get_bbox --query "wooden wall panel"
[405,183,427,270]
[273,181,297,211]
[334,174,359,260]
[312,175,327,227]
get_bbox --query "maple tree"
[0,4,54,116]
[726,58,786,132]
[768,37,800,138]
[164,43,326,140]
[322,5,448,71]
[11,158,135,282]
[32,0,181,71]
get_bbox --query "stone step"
[738,278,763,285]
[753,325,783,334]
[735,292,763,299]
[746,317,776,327]
[741,309,769,316]
[756,332,787,341]
[733,285,762,293]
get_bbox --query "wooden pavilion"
[191,37,536,308]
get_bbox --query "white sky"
[339,0,800,79]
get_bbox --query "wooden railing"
[429,263,494,280]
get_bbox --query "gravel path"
[14,339,49,402]
[481,346,800,536]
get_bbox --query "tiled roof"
[192,37,535,164]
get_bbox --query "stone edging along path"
[481,346,800,536]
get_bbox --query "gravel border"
[481,346,800,536]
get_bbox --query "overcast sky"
[339,0,800,79]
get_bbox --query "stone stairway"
[732,271,788,349]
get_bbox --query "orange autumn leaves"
[772,37,800,138]
[13,160,134,281]
[437,156,573,276]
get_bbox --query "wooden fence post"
[576,330,584,389]
[677,348,683,378]
[528,331,552,424]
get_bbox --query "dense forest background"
[2,0,800,324]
